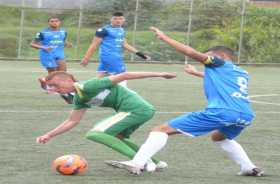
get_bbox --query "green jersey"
[73,77,154,112]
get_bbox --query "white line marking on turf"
[250,100,280,106]
[249,94,280,106]
[249,94,280,98]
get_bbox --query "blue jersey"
[35,28,67,53]
[95,25,125,61]
[203,56,254,116]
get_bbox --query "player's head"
[205,46,236,61]
[48,16,61,29]
[45,71,77,94]
[111,12,125,27]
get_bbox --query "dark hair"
[48,16,60,22]
[205,46,236,59]
[112,12,124,17]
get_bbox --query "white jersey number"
[231,77,248,100]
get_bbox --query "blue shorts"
[97,57,126,74]
[40,50,65,69]
[168,108,254,140]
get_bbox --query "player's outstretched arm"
[80,37,102,66]
[36,109,87,144]
[109,72,176,84]
[184,64,204,78]
[150,27,208,63]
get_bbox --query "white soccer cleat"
[105,160,143,175]
[237,168,264,177]
[145,160,157,172]
[156,161,168,170]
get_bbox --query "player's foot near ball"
[238,167,264,177]
[105,160,143,175]
[38,77,47,90]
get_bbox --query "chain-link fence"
[0,0,280,63]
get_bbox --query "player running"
[80,12,150,87]
[31,17,73,104]
[36,71,176,171]
[107,27,264,176]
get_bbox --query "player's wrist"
[135,51,147,59]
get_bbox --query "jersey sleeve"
[95,27,108,38]
[34,32,44,42]
[203,56,225,67]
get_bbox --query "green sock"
[85,131,136,159]
[123,138,160,164]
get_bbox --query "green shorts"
[89,108,155,138]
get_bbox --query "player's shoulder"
[96,25,109,37]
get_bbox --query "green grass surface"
[0,61,280,184]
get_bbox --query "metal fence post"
[130,0,139,62]
[75,0,83,59]
[17,0,25,59]
[238,0,247,64]
[185,0,194,64]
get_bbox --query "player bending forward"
[36,71,176,171]
[107,27,264,176]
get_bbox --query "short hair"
[205,46,236,59]
[45,71,77,82]
[48,16,60,22]
[112,12,124,17]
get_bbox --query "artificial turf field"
[0,60,279,184]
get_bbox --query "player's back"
[204,58,254,116]
[73,77,154,112]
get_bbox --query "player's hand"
[144,55,151,61]
[65,42,73,48]
[149,27,166,40]
[42,46,53,52]
[184,64,198,75]
[160,72,176,79]
[80,58,89,67]
[36,134,52,144]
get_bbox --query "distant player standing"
[36,71,175,170]
[31,17,73,103]
[107,27,264,176]
[80,12,150,87]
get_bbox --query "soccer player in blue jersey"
[80,12,150,87]
[107,27,264,176]
[31,17,73,103]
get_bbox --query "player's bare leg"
[57,60,67,71]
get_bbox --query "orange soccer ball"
[52,154,88,175]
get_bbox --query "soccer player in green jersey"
[36,71,176,171]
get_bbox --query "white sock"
[214,139,256,171]
[132,132,168,167]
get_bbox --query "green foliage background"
[0,0,280,63]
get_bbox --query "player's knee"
[151,123,173,134]
[211,131,226,142]
[146,108,155,119]
[85,130,100,140]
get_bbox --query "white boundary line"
[249,94,280,106]
[249,94,280,98]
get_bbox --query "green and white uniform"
[73,77,155,138]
